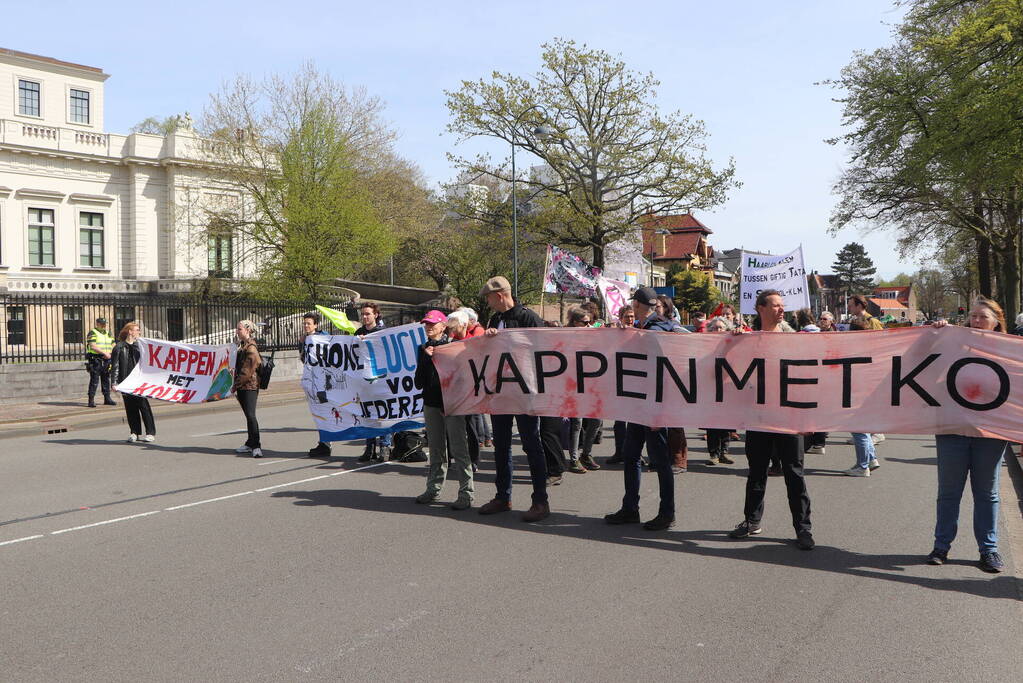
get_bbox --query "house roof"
[640,213,712,261]
[639,213,711,233]
[869,297,907,310]
[873,285,912,302]
[812,273,841,290]
[0,47,105,75]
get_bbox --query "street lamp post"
[509,110,552,299]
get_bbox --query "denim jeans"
[491,414,547,505]
[622,423,674,516]
[934,434,1007,554]
[851,433,875,469]
[471,414,492,441]
[568,417,601,459]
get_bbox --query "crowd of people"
[101,273,1014,577]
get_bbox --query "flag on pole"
[315,305,358,335]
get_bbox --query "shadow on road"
[273,487,1022,602]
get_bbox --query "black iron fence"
[0,293,434,364]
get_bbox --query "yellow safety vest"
[86,328,114,355]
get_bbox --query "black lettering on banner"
[397,395,411,417]
[946,358,1010,411]
[533,351,567,393]
[891,354,941,406]
[327,344,343,368]
[655,357,697,403]
[616,352,648,400]
[715,358,766,404]
[576,351,608,393]
[821,357,872,407]
[780,359,818,409]
[469,356,493,396]
[386,377,401,394]
[495,352,531,394]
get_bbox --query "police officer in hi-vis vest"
[85,317,116,407]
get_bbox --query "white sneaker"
[845,466,870,477]
[127,434,138,443]
[806,445,826,455]
[252,448,263,458]
[869,458,881,470]
[143,434,155,443]
[235,445,252,454]
[872,434,885,444]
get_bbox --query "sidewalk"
[0,380,307,440]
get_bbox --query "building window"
[28,208,55,266]
[63,306,83,345]
[7,306,26,346]
[114,306,134,335]
[208,235,232,278]
[167,308,184,341]
[69,88,90,124]
[79,212,104,267]
[18,80,40,117]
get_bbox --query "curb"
[0,392,307,441]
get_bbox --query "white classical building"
[0,48,250,298]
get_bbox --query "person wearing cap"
[604,286,677,531]
[85,317,116,408]
[413,310,474,509]
[478,275,551,522]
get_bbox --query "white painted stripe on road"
[0,534,44,547]
[190,429,247,438]
[254,474,333,492]
[255,459,290,466]
[50,510,161,535]
[164,491,254,511]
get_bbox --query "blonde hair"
[971,296,1006,332]
[237,320,258,335]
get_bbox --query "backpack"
[391,430,427,462]
[257,350,276,390]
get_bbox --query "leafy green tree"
[875,273,913,287]
[130,116,180,135]
[672,269,720,318]
[832,243,877,297]
[446,38,737,270]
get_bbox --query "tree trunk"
[994,242,1020,322]
[977,233,992,298]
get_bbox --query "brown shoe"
[522,502,550,522]
[478,498,512,515]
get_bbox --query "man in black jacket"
[476,276,551,522]
[604,287,677,531]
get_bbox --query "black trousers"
[465,416,480,465]
[236,389,260,448]
[539,416,567,476]
[123,394,155,436]
[706,428,730,457]
[743,430,811,533]
[87,357,112,400]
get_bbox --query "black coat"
[486,303,543,329]
[414,336,450,409]
[111,340,141,384]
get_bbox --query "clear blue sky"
[9,0,914,278]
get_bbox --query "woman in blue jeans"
[928,297,1010,573]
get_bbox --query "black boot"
[358,440,375,463]
[103,395,116,406]
[87,397,96,408]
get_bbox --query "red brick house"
[640,213,715,274]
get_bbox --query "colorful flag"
[316,304,358,335]
[543,245,602,297]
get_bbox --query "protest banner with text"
[739,246,811,315]
[302,322,427,441]
[433,326,1023,443]
[115,338,236,403]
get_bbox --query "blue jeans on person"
[366,434,392,448]
[622,423,674,516]
[491,414,547,505]
[471,414,492,441]
[934,434,1007,554]
[851,433,874,469]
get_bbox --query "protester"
[301,312,333,459]
[843,317,880,476]
[927,297,1010,573]
[354,302,391,462]
[701,316,735,466]
[446,309,485,470]
[847,294,884,330]
[728,289,814,550]
[581,300,605,328]
[233,320,263,458]
[606,304,635,465]
[111,321,155,443]
[615,304,636,329]
[565,306,601,471]
[455,307,486,338]
[796,308,820,332]
[692,310,708,332]
[604,286,676,531]
[85,317,116,407]
[479,276,551,522]
[721,303,751,332]
[414,310,474,509]
[818,311,837,332]
[1014,313,1023,336]
[796,309,827,455]
[656,295,690,334]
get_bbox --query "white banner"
[739,246,811,315]
[598,277,632,321]
[115,338,236,403]
[302,323,427,441]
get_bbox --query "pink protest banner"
[115,338,236,403]
[433,326,1023,442]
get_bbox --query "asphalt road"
[2,402,1021,682]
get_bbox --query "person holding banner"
[728,290,814,550]
[301,312,333,459]
[233,320,263,458]
[927,298,1010,573]
[355,302,392,462]
[414,310,474,509]
[478,276,551,523]
[604,286,677,531]
[111,321,155,443]
[702,316,735,466]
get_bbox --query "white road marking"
[255,459,290,466]
[164,491,254,511]
[190,429,247,438]
[51,510,161,535]
[255,474,333,492]
[0,534,44,547]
